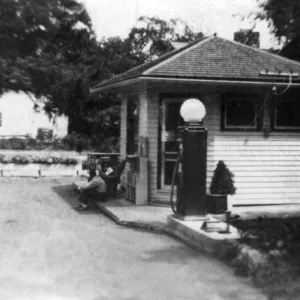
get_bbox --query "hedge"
[0,155,78,165]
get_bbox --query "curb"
[96,202,166,234]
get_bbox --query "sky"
[81,0,279,49]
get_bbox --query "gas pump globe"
[176,98,208,219]
[180,98,206,123]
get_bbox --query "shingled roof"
[92,35,300,91]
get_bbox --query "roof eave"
[91,77,142,94]
[91,76,300,93]
[143,76,300,87]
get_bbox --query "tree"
[0,4,203,145]
[127,16,204,61]
[68,16,203,135]
[0,0,106,131]
[0,0,93,96]
[257,0,300,61]
[234,29,260,48]
[96,37,145,80]
[0,0,126,143]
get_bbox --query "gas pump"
[169,98,208,219]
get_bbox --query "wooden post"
[135,136,149,205]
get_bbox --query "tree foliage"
[128,16,204,60]
[0,3,203,142]
[0,0,129,140]
[0,0,94,112]
[257,0,300,61]
[234,29,260,48]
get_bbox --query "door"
[161,99,184,190]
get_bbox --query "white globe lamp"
[180,98,206,123]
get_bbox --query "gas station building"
[91,35,300,209]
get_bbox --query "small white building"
[0,91,68,139]
[92,35,300,208]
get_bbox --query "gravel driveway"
[0,177,267,300]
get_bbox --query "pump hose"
[170,156,181,214]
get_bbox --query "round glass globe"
[180,98,206,122]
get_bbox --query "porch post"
[135,137,148,205]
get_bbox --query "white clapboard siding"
[232,183,300,189]
[210,145,300,151]
[230,198,300,206]
[210,160,300,166]
[211,156,300,162]
[210,150,300,156]
[206,93,300,206]
[230,193,300,199]
[230,176,300,182]
[212,140,300,146]
[208,169,300,175]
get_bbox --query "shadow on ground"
[140,244,202,264]
[52,183,102,215]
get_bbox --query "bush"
[12,155,29,164]
[0,139,12,149]
[210,160,236,195]
[0,154,78,165]
[232,216,300,250]
[0,138,38,150]
[24,138,37,150]
[10,138,27,150]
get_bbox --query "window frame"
[271,97,300,132]
[221,93,263,132]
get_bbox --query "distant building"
[0,91,68,139]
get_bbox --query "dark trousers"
[79,188,105,206]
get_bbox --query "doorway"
[160,99,184,190]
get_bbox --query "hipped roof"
[92,35,300,92]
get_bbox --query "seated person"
[100,155,119,178]
[73,168,107,211]
[98,156,127,194]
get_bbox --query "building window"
[221,94,262,131]
[272,98,300,131]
